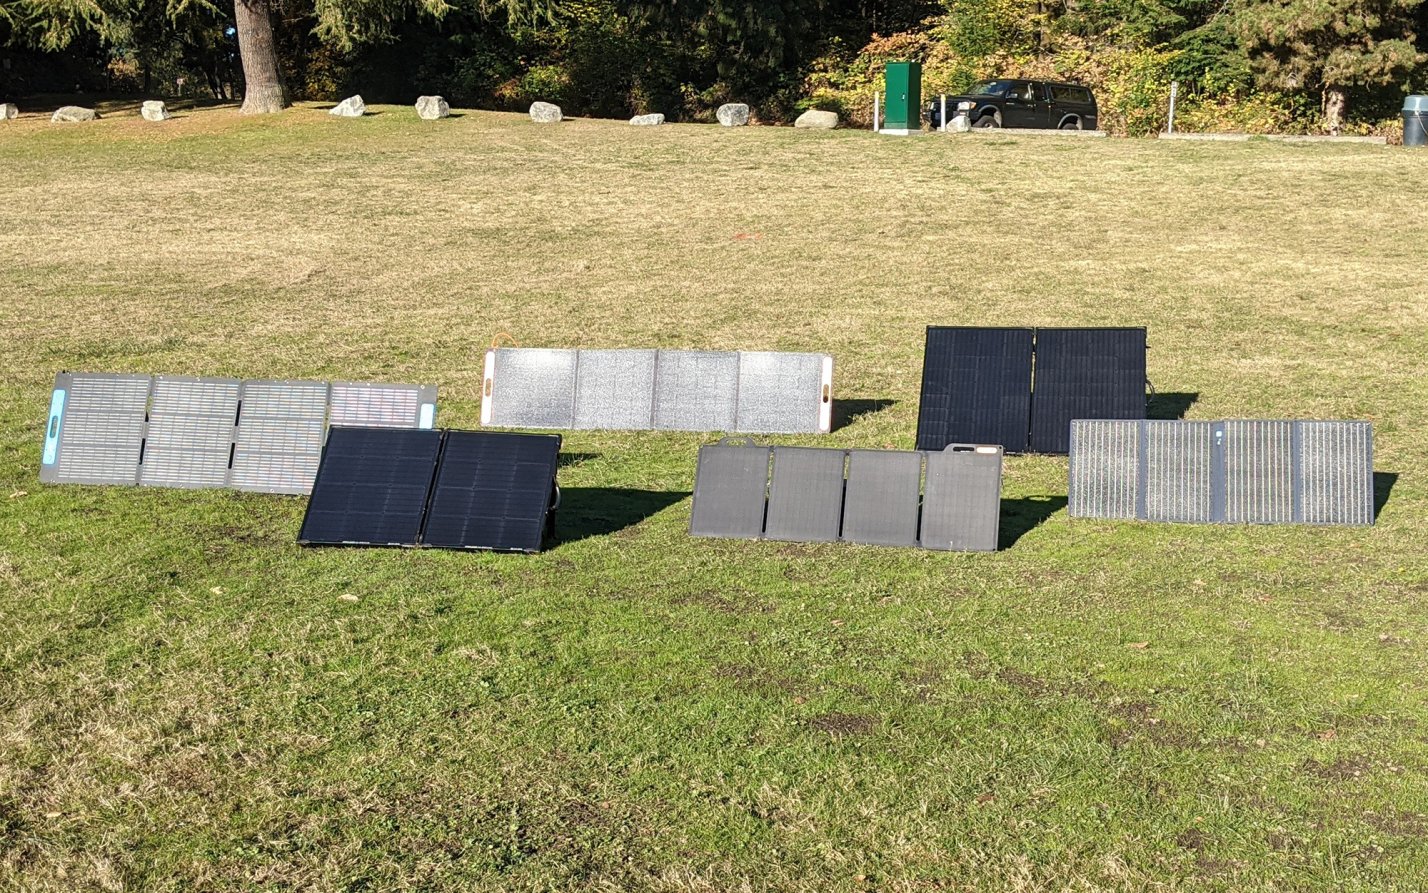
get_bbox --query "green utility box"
[882,61,922,135]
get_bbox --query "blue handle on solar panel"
[43,389,66,465]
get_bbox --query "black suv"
[927,79,1098,131]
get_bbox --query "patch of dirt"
[713,663,803,695]
[807,713,876,736]
[1301,756,1371,780]
[1175,827,1206,851]
[1320,608,1363,632]
[1362,809,1428,837]
[995,667,1049,697]
[677,591,776,614]
[901,664,943,703]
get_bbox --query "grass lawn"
[1,101,1426,892]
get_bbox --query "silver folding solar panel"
[1068,419,1140,520]
[1069,419,1374,526]
[764,447,845,542]
[229,380,331,494]
[688,439,771,539]
[330,381,438,430]
[572,349,657,430]
[654,350,741,432]
[40,372,152,485]
[138,376,240,490]
[735,352,834,435]
[920,445,1003,552]
[840,450,922,547]
[1299,421,1373,526]
[481,348,577,428]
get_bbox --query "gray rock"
[330,95,366,118]
[529,101,562,124]
[716,103,750,126]
[141,100,170,122]
[948,113,971,133]
[1,103,16,121]
[794,109,838,130]
[629,113,665,126]
[415,95,449,120]
[51,106,98,124]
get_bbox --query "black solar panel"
[1030,327,1146,454]
[422,431,560,552]
[299,427,441,547]
[916,327,1034,452]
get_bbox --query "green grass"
[1,102,1427,891]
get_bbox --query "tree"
[1234,0,1426,131]
[234,0,285,111]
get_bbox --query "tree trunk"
[1323,85,1347,135]
[235,0,288,114]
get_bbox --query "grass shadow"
[832,398,896,432]
[554,487,689,546]
[1374,472,1397,521]
[558,452,600,468]
[1147,391,1198,420]
[999,495,1067,548]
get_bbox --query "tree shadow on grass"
[554,487,689,546]
[1147,391,1199,420]
[999,495,1067,549]
[832,399,896,432]
[1374,472,1398,521]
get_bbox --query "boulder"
[629,113,665,126]
[330,95,366,117]
[415,95,449,120]
[141,100,170,122]
[948,113,971,133]
[794,109,838,130]
[51,106,98,124]
[716,103,750,127]
[529,101,562,123]
[1,103,16,121]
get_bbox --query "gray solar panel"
[230,380,330,494]
[572,349,656,430]
[138,376,240,489]
[764,447,845,542]
[920,445,1003,552]
[41,372,152,485]
[735,352,833,434]
[688,440,770,538]
[1069,419,1374,526]
[840,450,922,547]
[485,348,577,428]
[654,350,741,432]
[1299,421,1373,526]
[1068,419,1139,520]
[330,382,438,429]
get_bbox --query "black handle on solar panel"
[550,483,562,509]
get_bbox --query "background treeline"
[2,0,1426,134]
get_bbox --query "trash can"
[1405,95,1428,147]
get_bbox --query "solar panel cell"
[735,352,830,434]
[841,450,922,547]
[654,351,741,432]
[330,382,437,429]
[487,349,577,428]
[299,427,442,546]
[916,327,1033,452]
[1068,419,1141,520]
[764,447,845,542]
[572,349,657,430]
[138,376,240,490]
[1299,421,1373,526]
[1223,420,1295,523]
[229,380,330,494]
[920,445,1003,551]
[422,431,560,552]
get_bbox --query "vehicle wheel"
[1060,118,1081,130]
[974,114,999,128]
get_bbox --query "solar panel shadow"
[299,427,442,547]
[422,431,561,552]
[916,327,1033,453]
[1030,328,1145,454]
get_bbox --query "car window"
[1008,82,1037,102]
[968,80,1010,97]
[1050,84,1093,104]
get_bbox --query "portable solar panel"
[840,450,922,547]
[136,376,240,490]
[688,440,771,539]
[735,352,834,435]
[920,445,1003,552]
[422,431,561,552]
[916,327,1034,452]
[330,382,438,429]
[229,380,331,494]
[764,447,845,542]
[482,348,577,428]
[1029,328,1146,454]
[572,349,657,430]
[298,427,442,547]
[653,350,742,432]
[1069,419,1374,526]
[40,372,152,485]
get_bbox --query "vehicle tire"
[974,114,999,129]
[1059,118,1081,130]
